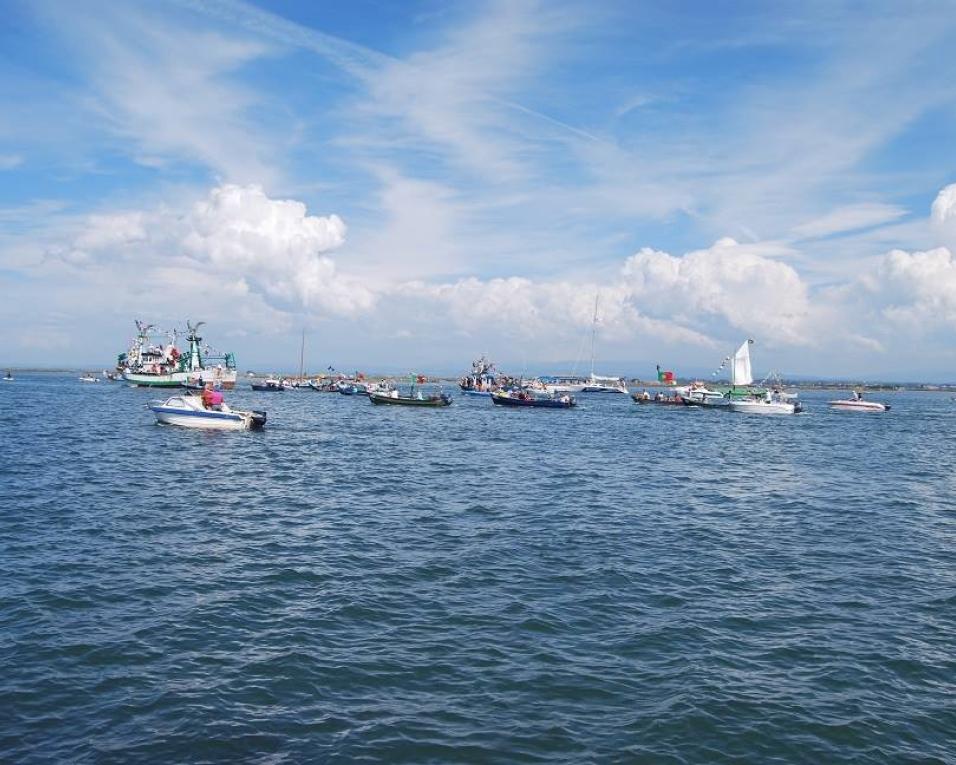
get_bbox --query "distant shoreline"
[4,367,956,391]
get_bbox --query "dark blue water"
[2,375,954,763]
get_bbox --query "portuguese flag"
[657,365,675,385]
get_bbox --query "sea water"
[1,375,954,762]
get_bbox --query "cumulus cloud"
[41,184,374,317]
[931,183,956,251]
[621,238,811,344]
[868,246,956,326]
[182,184,374,315]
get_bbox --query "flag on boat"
[656,365,675,385]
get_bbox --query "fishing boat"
[369,388,452,407]
[79,374,99,383]
[148,393,266,430]
[829,393,889,412]
[491,389,576,409]
[308,378,341,392]
[119,320,238,389]
[251,378,286,392]
[631,392,686,406]
[725,340,801,414]
[460,355,500,395]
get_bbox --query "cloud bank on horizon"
[2,0,956,377]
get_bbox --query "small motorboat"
[729,393,802,415]
[829,398,889,412]
[148,393,266,430]
[3,371,13,382]
[251,378,285,392]
[308,379,340,392]
[680,387,729,408]
[491,390,575,409]
[79,374,100,383]
[369,388,452,407]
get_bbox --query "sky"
[2,0,956,379]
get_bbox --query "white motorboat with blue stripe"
[148,393,266,430]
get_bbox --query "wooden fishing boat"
[632,393,686,406]
[369,390,452,407]
[491,390,575,409]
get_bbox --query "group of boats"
[628,340,890,414]
[3,319,897,431]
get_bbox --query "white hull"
[729,400,797,415]
[543,383,586,393]
[682,389,729,407]
[149,395,265,430]
[829,400,888,412]
[153,410,250,430]
[581,384,628,394]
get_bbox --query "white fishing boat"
[725,340,801,414]
[119,320,238,389]
[829,393,889,412]
[148,393,266,430]
[79,374,100,383]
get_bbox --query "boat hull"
[491,394,575,409]
[632,396,686,406]
[829,400,889,412]
[369,392,452,407]
[149,405,266,430]
[729,400,799,415]
[251,384,285,392]
[460,389,493,397]
[124,370,237,389]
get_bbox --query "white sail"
[731,340,753,386]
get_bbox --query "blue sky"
[2,0,956,378]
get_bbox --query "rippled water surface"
[2,375,955,763]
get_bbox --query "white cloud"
[931,183,956,251]
[181,184,374,316]
[869,246,956,326]
[792,203,907,239]
[0,154,23,170]
[621,238,811,344]
[38,2,277,184]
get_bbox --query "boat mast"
[298,328,305,380]
[589,293,599,378]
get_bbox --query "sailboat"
[726,340,801,414]
[581,294,628,393]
